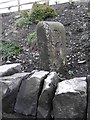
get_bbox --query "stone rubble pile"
[0,63,89,120]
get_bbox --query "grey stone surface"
[1,72,30,113]
[1,82,9,99]
[37,21,66,72]
[3,112,36,120]
[0,63,21,77]
[14,71,49,116]
[1,72,30,99]
[86,75,90,120]
[37,72,60,118]
[53,77,87,119]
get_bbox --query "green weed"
[0,40,22,58]
[26,32,36,44]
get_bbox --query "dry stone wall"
[0,63,89,120]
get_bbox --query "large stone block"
[37,21,66,72]
[86,75,90,120]
[1,72,30,113]
[53,77,87,119]
[14,71,49,116]
[0,63,21,77]
[37,72,60,118]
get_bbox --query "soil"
[1,1,90,79]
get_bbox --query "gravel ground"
[1,1,90,79]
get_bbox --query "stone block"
[53,77,87,119]
[1,72,30,113]
[2,112,36,120]
[37,21,66,72]
[0,63,21,77]
[14,71,49,116]
[37,72,60,118]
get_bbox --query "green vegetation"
[0,40,22,58]
[26,32,36,44]
[20,10,29,18]
[87,7,90,12]
[29,2,57,23]
[16,17,31,27]
[68,70,74,75]
[16,2,57,26]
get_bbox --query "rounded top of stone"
[37,21,65,31]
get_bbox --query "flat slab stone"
[0,63,21,77]
[86,75,90,120]
[1,72,30,113]
[14,71,49,116]
[53,77,87,119]
[37,72,60,118]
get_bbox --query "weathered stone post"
[37,21,66,72]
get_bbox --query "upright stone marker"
[37,21,66,72]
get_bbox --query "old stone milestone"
[37,21,66,72]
